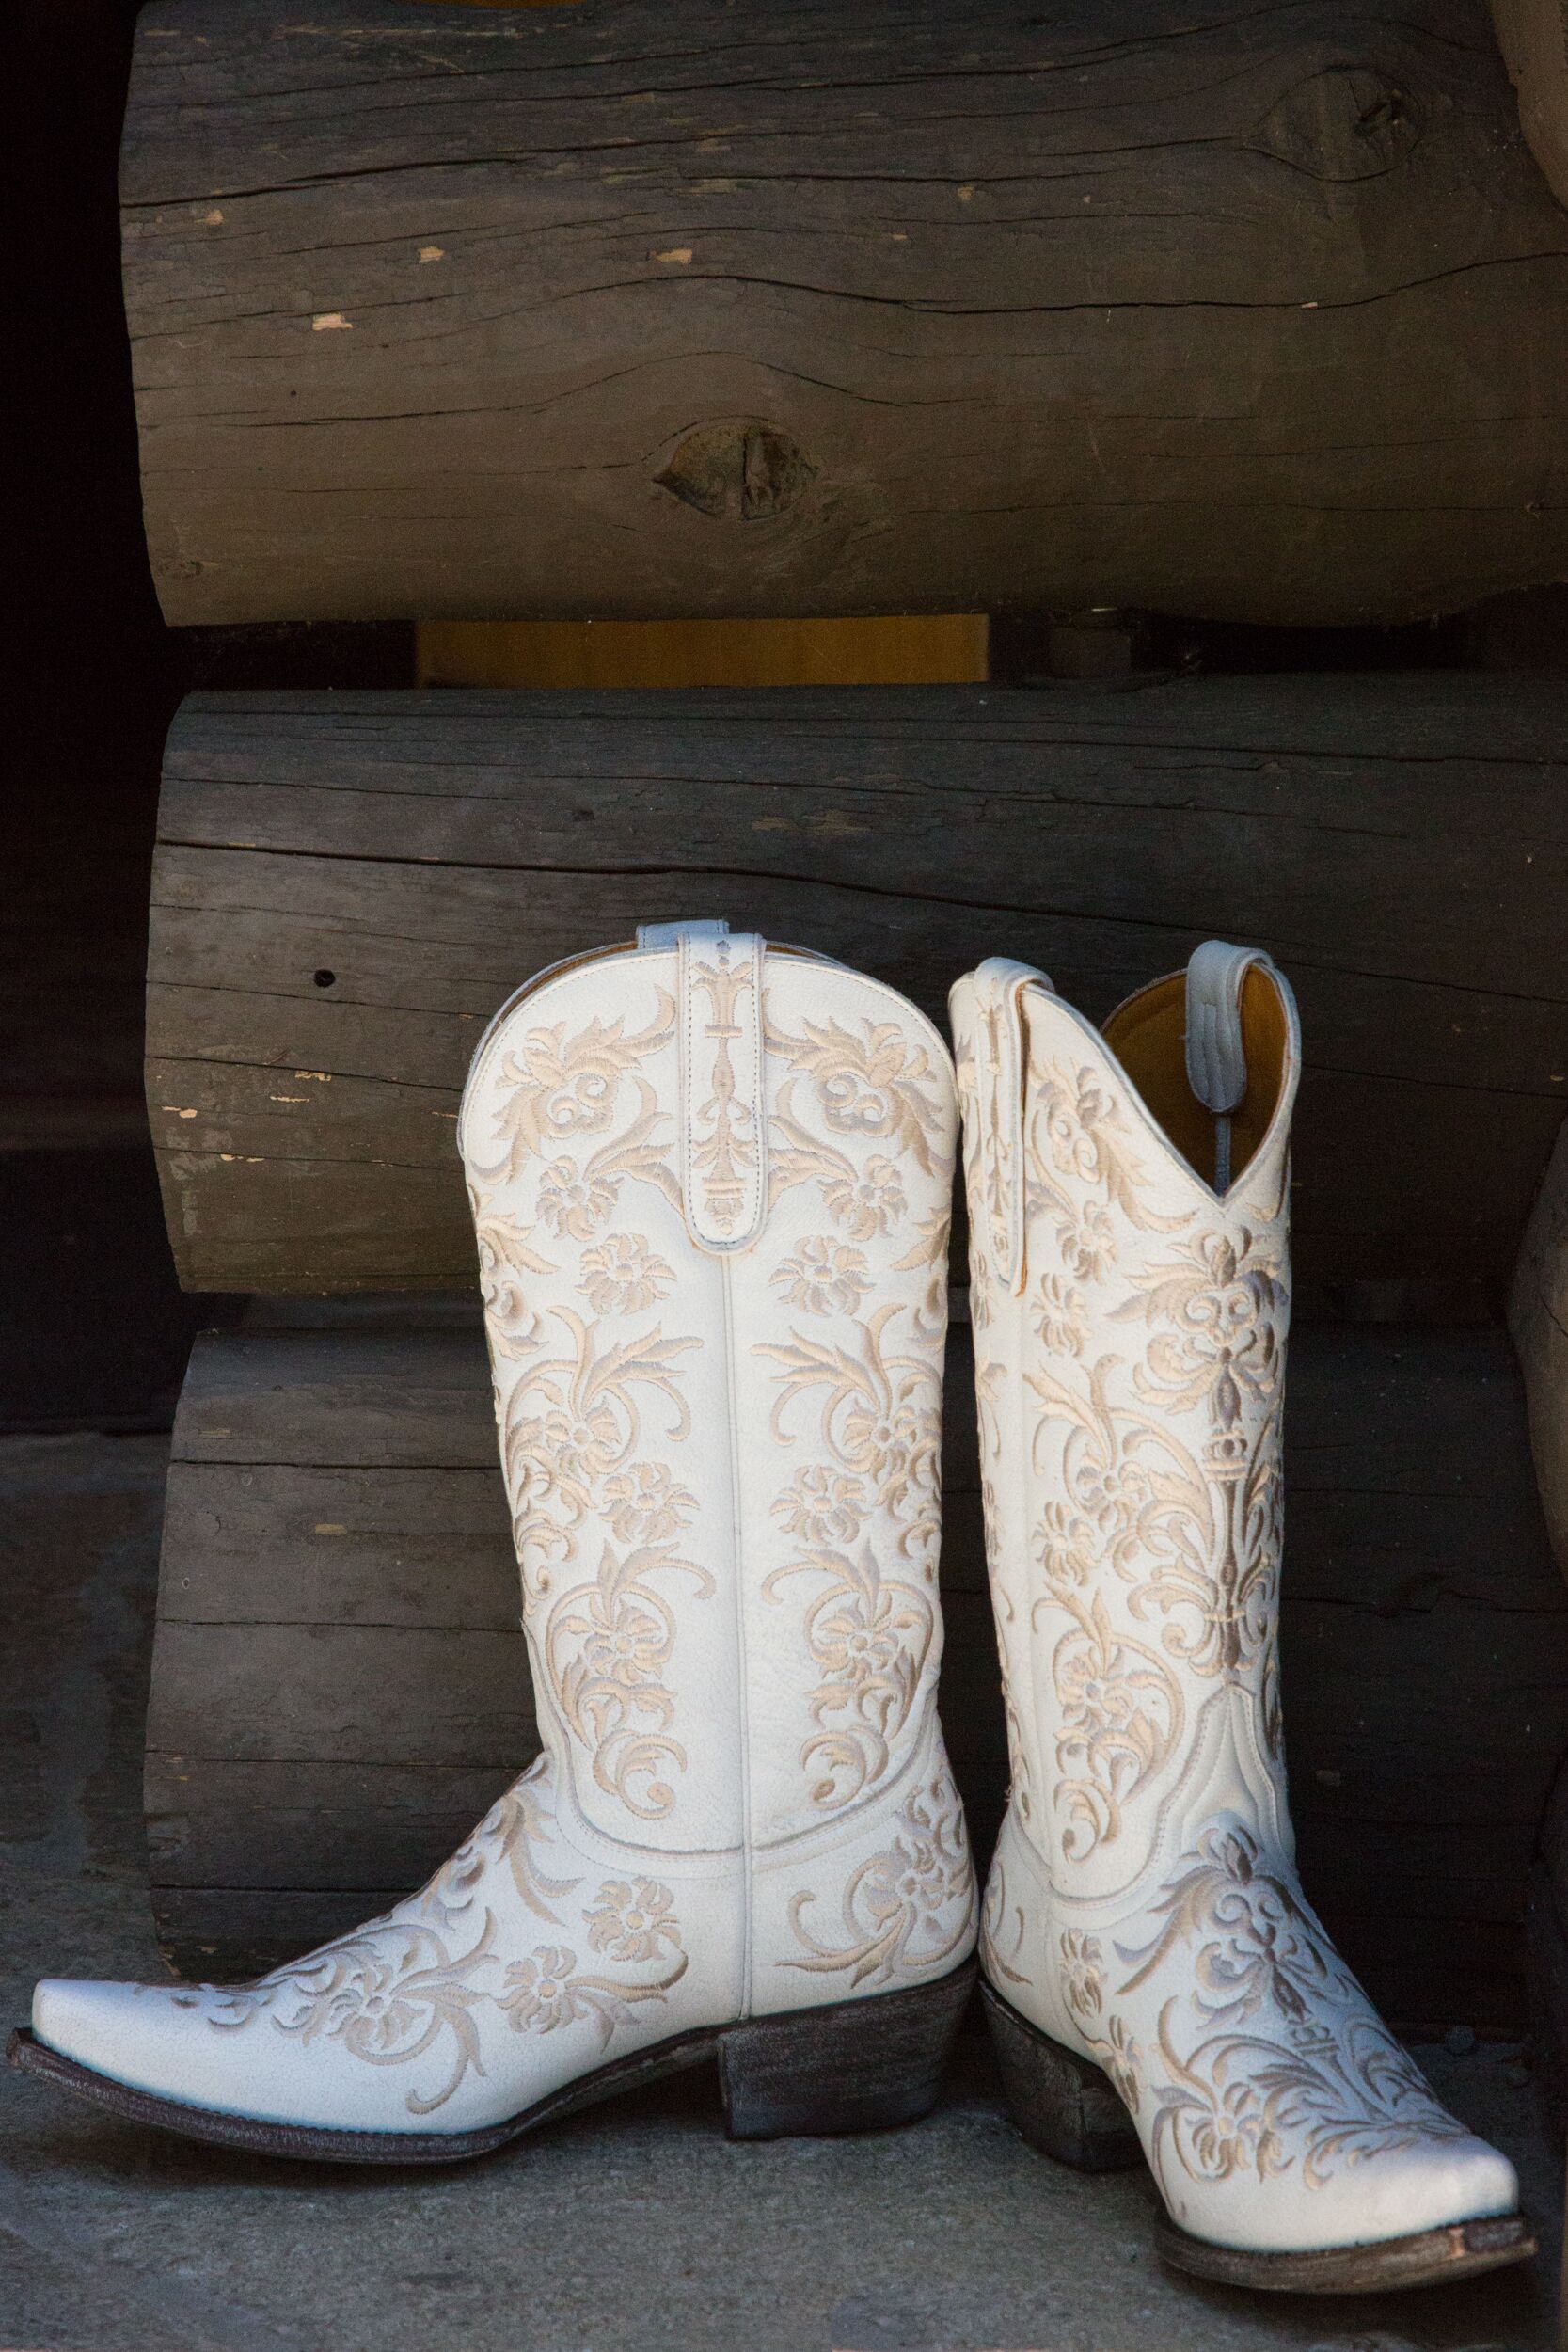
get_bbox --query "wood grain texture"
[147,679,1568,1293]
[1494,0,1568,210]
[121,0,1568,627]
[147,1318,1568,2021]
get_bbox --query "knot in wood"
[657,421,818,520]
[1255,65,1421,181]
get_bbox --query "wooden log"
[147,1315,1568,2024]
[121,0,1568,628]
[146,677,1568,1295]
[1281,1324,1568,2027]
[146,1320,530,1971]
[1494,0,1568,211]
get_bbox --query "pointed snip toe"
[11,1963,976,2163]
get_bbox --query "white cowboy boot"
[13,924,975,2158]
[951,946,1533,2292]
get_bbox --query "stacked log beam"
[1495,0,1568,210]
[121,0,1568,628]
[147,677,1568,1295]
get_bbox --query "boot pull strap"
[1184,940,1276,1193]
[970,956,1052,1296]
[648,921,769,1253]
[637,919,729,952]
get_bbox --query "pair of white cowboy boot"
[12,923,1532,2295]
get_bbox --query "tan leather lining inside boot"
[1101,966,1288,1191]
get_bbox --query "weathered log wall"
[1511,1120,1568,1576]
[1510,1123,1568,2090]
[121,0,1568,627]
[146,678,1568,1295]
[147,1314,1568,2025]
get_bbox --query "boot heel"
[719,1959,976,2139]
[980,1980,1142,2171]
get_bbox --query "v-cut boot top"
[952,942,1530,2292]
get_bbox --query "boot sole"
[981,1980,1537,2294]
[7,1958,975,2165]
[1152,2206,1536,2295]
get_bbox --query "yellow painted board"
[416,615,990,690]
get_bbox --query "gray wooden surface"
[147,1316,1568,2025]
[119,0,1568,627]
[147,679,1568,1294]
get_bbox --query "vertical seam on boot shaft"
[721,1255,755,2021]
[1006,1281,1049,1881]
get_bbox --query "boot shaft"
[460,923,958,1867]
[952,949,1301,1907]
